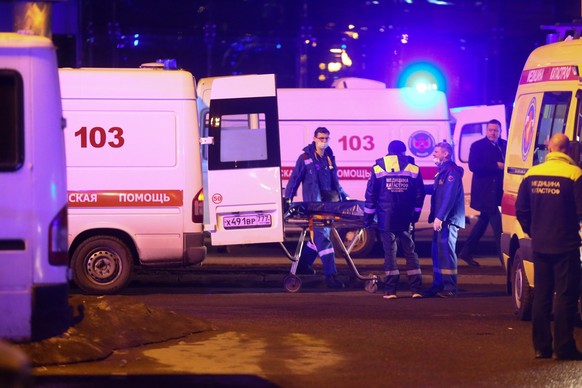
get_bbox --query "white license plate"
[223,214,272,229]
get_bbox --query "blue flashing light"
[134,33,140,38]
[276,43,282,49]
[401,87,442,110]
[133,39,139,47]
[397,62,447,93]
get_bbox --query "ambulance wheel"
[283,274,302,293]
[72,236,134,295]
[511,249,533,321]
[364,279,378,294]
[339,228,375,258]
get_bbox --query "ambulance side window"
[0,70,24,171]
[458,123,485,163]
[219,113,268,162]
[207,96,280,170]
[532,92,571,166]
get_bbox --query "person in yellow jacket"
[516,133,582,360]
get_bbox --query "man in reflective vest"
[364,140,426,299]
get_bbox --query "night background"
[0,0,580,108]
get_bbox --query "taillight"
[192,188,204,223]
[49,205,68,266]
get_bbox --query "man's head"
[313,127,330,152]
[486,119,502,142]
[388,140,406,156]
[548,133,570,154]
[433,142,453,166]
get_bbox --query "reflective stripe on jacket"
[364,154,425,231]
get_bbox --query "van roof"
[0,32,53,48]
[59,68,196,100]
[277,88,449,121]
[525,38,582,68]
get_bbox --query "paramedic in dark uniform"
[423,142,465,298]
[364,140,426,299]
[458,119,507,267]
[284,127,349,289]
[516,133,582,360]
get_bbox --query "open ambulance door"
[451,104,507,219]
[202,74,284,246]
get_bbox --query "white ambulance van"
[0,33,71,341]
[197,78,506,256]
[501,37,582,320]
[60,67,283,295]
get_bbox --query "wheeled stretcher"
[279,200,378,293]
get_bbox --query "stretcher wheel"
[284,274,302,293]
[364,279,378,294]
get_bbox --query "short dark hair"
[314,127,330,137]
[388,140,406,155]
[435,141,453,159]
[488,119,502,128]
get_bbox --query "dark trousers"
[298,226,337,276]
[431,223,459,292]
[532,249,581,356]
[459,208,502,264]
[380,230,422,294]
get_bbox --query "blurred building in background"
[0,0,578,107]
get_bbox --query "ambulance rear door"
[451,104,507,218]
[203,74,284,245]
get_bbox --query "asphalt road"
[21,243,582,387]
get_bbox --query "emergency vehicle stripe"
[407,269,421,275]
[385,270,400,276]
[519,65,579,85]
[68,190,183,207]
[319,247,335,257]
[501,193,517,217]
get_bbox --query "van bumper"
[184,232,206,265]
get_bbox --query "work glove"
[283,197,291,214]
[364,213,374,228]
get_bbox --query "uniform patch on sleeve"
[448,175,455,182]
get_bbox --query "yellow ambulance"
[501,36,582,320]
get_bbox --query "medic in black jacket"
[364,140,426,299]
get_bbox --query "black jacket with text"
[516,152,582,254]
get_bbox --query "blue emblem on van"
[522,98,536,161]
[408,131,436,158]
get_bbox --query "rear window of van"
[0,70,24,171]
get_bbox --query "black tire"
[511,249,534,321]
[71,236,134,295]
[338,228,376,258]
